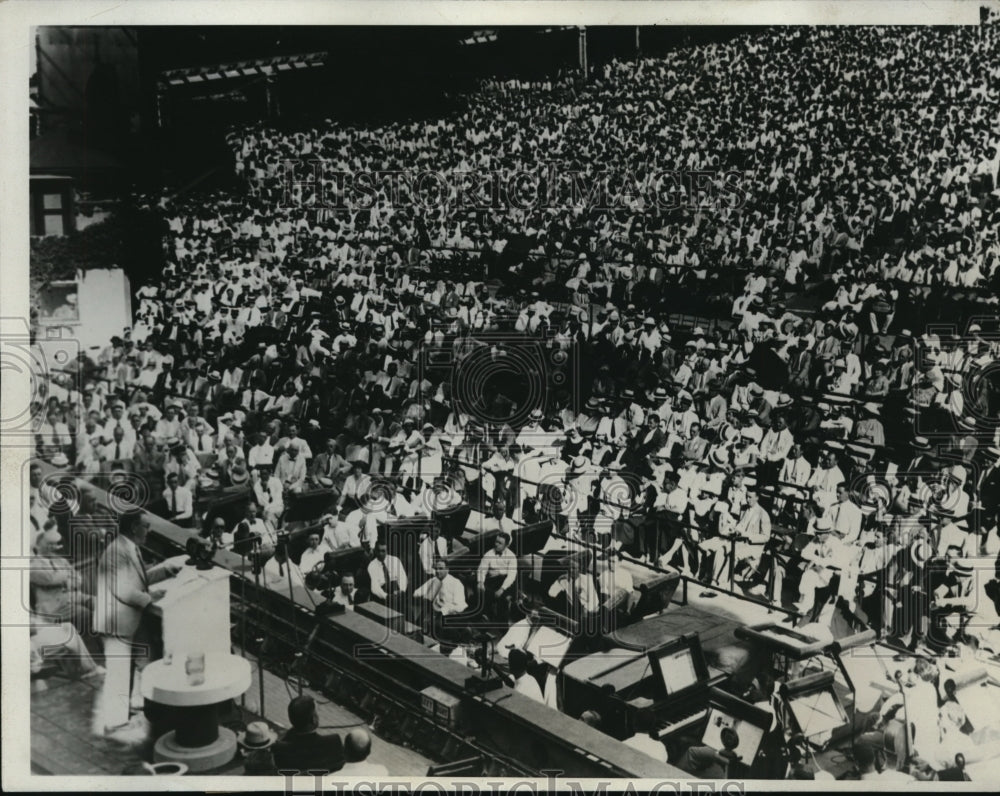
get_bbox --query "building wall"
[35,27,142,134]
[36,268,132,351]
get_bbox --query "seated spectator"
[476,531,518,622]
[367,541,408,610]
[339,728,389,776]
[272,695,345,774]
[237,721,278,775]
[30,529,93,632]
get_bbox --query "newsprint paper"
[2,1,998,793]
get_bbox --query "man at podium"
[92,511,183,743]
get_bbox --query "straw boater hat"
[957,416,977,432]
[710,448,730,470]
[230,462,250,486]
[813,516,833,535]
[237,721,278,749]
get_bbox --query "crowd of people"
[28,13,1000,780]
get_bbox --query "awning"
[158,51,327,88]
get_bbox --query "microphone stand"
[247,538,266,720]
[279,532,305,697]
[894,670,911,770]
[239,544,248,715]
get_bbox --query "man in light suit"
[92,511,181,741]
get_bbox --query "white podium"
[144,561,247,772]
[152,560,232,660]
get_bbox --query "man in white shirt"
[508,648,545,705]
[477,532,518,622]
[807,451,845,510]
[331,574,359,611]
[101,425,136,463]
[274,445,307,494]
[247,432,274,468]
[758,414,795,483]
[320,514,358,551]
[828,482,863,543]
[367,541,408,610]
[162,472,194,528]
[419,524,449,578]
[208,516,234,549]
[102,402,136,447]
[233,501,277,555]
[732,491,772,582]
[414,559,469,648]
[262,545,306,594]
[548,556,601,616]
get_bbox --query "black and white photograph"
[3,0,1000,790]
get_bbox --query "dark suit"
[272,729,345,774]
[979,462,1000,523]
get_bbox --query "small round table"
[141,652,251,772]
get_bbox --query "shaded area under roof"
[30,129,126,174]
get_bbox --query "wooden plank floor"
[31,677,146,775]
[31,652,433,777]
